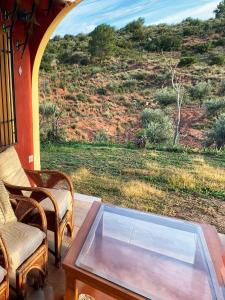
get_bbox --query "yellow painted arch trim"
[32,0,82,169]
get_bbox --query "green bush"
[204,99,225,116]
[140,109,174,144]
[77,93,88,101]
[189,81,212,105]
[94,130,109,143]
[135,129,147,148]
[155,88,177,106]
[96,87,108,95]
[195,42,212,54]
[178,56,197,67]
[205,114,225,148]
[122,79,137,92]
[219,81,225,95]
[65,94,76,101]
[146,34,182,52]
[209,53,225,65]
[212,38,225,46]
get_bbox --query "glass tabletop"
[75,205,225,300]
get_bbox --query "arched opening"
[32,0,82,169]
[37,0,225,234]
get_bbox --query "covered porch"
[0,0,225,299]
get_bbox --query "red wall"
[0,0,63,169]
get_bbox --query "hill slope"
[39,17,225,148]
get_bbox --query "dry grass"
[121,180,165,199]
[71,167,91,181]
[194,163,225,190]
[165,168,197,190]
[41,143,225,232]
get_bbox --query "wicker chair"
[0,237,9,300]
[0,188,48,299]
[0,146,74,267]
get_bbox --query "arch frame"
[32,0,82,169]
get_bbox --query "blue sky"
[54,0,220,36]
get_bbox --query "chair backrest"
[0,147,31,187]
[0,180,17,225]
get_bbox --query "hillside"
[39,17,225,148]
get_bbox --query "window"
[0,27,17,147]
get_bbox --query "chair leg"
[16,274,27,300]
[67,212,74,238]
[54,231,62,268]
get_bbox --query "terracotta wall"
[0,0,63,169]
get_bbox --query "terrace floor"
[9,194,225,300]
[10,194,100,300]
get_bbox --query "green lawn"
[41,143,225,233]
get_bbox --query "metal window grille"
[0,28,17,147]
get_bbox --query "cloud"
[155,0,220,24]
[53,0,220,36]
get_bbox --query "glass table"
[63,202,225,300]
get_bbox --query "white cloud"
[155,0,220,24]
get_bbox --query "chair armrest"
[0,236,9,272]
[25,169,74,194]
[9,195,47,235]
[4,182,60,219]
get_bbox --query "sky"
[54,0,221,36]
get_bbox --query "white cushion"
[40,188,70,220]
[0,180,17,224]
[0,221,45,286]
[0,147,31,187]
[0,266,6,283]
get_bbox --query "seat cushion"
[0,147,31,187]
[0,180,17,224]
[0,221,45,286]
[0,266,6,283]
[40,188,70,220]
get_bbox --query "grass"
[41,142,225,232]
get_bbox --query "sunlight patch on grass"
[121,180,165,199]
[165,168,197,190]
[194,163,225,190]
[71,167,91,182]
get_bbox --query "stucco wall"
[0,0,66,169]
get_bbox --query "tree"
[140,109,174,144]
[214,0,225,18]
[205,114,225,148]
[163,55,185,145]
[124,18,145,41]
[88,24,116,60]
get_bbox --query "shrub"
[77,93,88,101]
[146,34,182,52]
[178,56,197,67]
[96,87,108,95]
[65,94,76,101]
[140,109,174,144]
[204,99,225,116]
[213,38,225,46]
[135,129,147,148]
[189,81,212,105]
[205,114,225,148]
[210,53,225,65]
[94,130,109,143]
[219,81,225,96]
[195,42,212,54]
[155,88,177,106]
[122,79,137,92]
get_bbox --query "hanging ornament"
[18,65,22,76]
